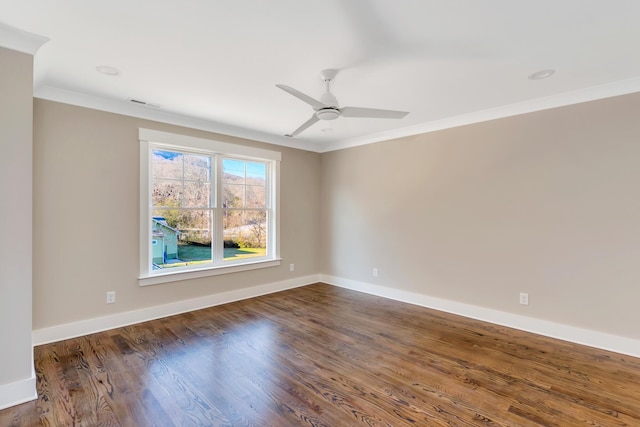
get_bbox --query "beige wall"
[320,92,640,340]
[0,47,34,390]
[31,91,640,342]
[33,100,320,329]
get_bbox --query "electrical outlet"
[519,292,529,306]
[289,263,295,272]
[106,291,116,304]
[373,268,378,277]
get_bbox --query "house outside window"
[139,129,281,285]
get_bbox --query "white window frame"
[138,128,281,286]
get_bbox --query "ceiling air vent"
[127,98,160,109]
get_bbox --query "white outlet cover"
[519,293,529,305]
[106,291,116,304]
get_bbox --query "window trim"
[138,128,281,286]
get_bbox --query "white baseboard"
[320,274,640,358]
[33,274,320,346]
[0,364,36,411]
[31,273,640,358]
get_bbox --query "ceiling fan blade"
[286,114,320,137]
[341,106,409,119]
[276,84,326,110]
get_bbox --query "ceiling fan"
[276,69,409,137]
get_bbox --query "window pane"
[223,159,245,184]
[246,162,266,180]
[177,210,212,246]
[152,209,212,269]
[184,154,210,181]
[152,179,182,207]
[222,159,267,209]
[183,181,211,208]
[152,150,183,179]
[223,209,267,261]
[246,185,265,208]
[223,184,244,208]
[222,208,242,239]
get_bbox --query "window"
[139,129,280,285]
[222,159,268,260]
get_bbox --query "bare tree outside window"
[222,159,268,259]
[151,150,213,268]
[151,151,269,269]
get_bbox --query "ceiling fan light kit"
[277,69,409,137]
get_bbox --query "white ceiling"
[3,0,640,152]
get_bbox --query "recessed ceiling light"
[528,69,555,80]
[96,65,120,76]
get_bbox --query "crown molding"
[317,76,640,153]
[34,85,324,153]
[0,22,48,55]
[35,75,640,154]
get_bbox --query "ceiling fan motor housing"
[316,108,340,120]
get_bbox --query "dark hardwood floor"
[2,283,639,426]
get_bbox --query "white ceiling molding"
[34,85,324,153]
[0,22,48,55]
[37,77,640,154]
[318,76,640,153]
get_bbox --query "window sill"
[138,259,281,286]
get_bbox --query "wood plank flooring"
[2,283,639,426]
